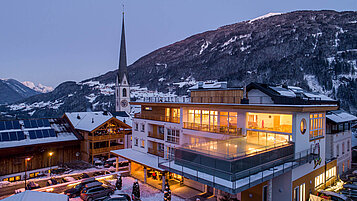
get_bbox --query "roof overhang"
[131,102,338,112]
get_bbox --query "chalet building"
[111,82,356,201]
[0,118,81,182]
[64,111,131,163]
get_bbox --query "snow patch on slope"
[249,13,282,23]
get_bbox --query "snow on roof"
[2,190,68,201]
[65,111,113,131]
[111,149,164,171]
[0,118,79,149]
[326,110,357,123]
[269,86,296,97]
[115,116,132,128]
[189,81,227,90]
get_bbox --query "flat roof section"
[131,102,338,112]
[111,149,164,171]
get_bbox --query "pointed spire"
[118,10,128,84]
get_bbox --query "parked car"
[94,160,104,167]
[104,194,131,201]
[80,185,113,201]
[61,176,76,183]
[78,173,90,179]
[64,178,96,198]
[317,190,350,201]
[93,170,111,177]
[26,181,40,190]
[46,178,58,186]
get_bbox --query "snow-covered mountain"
[22,81,53,93]
[0,79,40,104]
[1,10,356,119]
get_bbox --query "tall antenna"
[122,3,124,15]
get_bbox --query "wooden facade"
[190,89,244,104]
[0,140,79,177]
[71,117,131,163]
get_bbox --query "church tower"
[115,11,130,113]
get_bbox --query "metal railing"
[87,133,125,141]
[181,141,291,160]
[148,132,164,140]
[90,145,124,154]
[183,122,242,136]
[191,96,242,104]
[134,113,180,124]
[157,147,319,194]
[148,147,164,157]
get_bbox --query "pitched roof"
[65,111,113,132]
[326,110,357,123]
[2,190,68,201]
[0,118,79,149]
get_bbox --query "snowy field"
[70,176,184,201]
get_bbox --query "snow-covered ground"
[70,176,184,201]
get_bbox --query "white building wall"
[333,130,352,175]
[247,89,274,104]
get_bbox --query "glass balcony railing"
[183,122,242,136]
[148,132,164,140]
[134,113,180,124]
[148,147,164,157]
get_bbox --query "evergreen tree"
[132,180,141,200]
[164,179,171,201]
[116,175,122,190]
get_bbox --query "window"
[336,144,340,157]
[141,124,145,132]
[300,118,306,134]
[342,142,345,154]
[293,187,299,201]
[247,112,292,133]
[315,173,325,189]
[158,143,164,152]
[167,129,180,144]
[122,88,127,97]
[299,183,305,201]
[134,123,138,131]
[190,137,199,144]
[134,138,138,146]
[158,126,164,135]
[309,113,325,140]
[326,166,336,181]
[262,185,268,201]
[141,140,145,148]
[166,146,175,159]
[347,140,350,152]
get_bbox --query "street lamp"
[49,152,53,178]
[24,157,31,189]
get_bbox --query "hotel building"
[111,82,355,201]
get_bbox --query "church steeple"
[118,12,128,84]
[115,10,130,113]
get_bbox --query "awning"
[111,149,164,171]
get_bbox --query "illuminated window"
[300,118,306,134]
[2,178,9,181]
[15,176,21,181]
[29,173,35,178]
[326,166,336,181]
[190,137,199,144]
[9,177,14,182]
[309,113,324,140]
[144,107,152,111]
[248,113,292,133]
[315,173,325,189]
[141,140,145,148]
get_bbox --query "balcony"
[134,113,180,124]
[183,122,242,136]
[87,133,125,141]
[148,131,164,140]
[90,144,125,154]
[148,147,164,157]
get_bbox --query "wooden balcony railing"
[148,131,164,140]
[148,147,164,157]
[90,144,125,154]
[88,133,124,141]
[134,113,180,124]
[183,122,242,136]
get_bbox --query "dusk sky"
[0,0,356,88]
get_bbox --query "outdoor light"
[49,152,54,177]
[49,152,53,157]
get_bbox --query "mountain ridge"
[1,10,356,119]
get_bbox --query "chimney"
[241,82,249,104]
[198,81,204,89]
[91,118,94,123]
[103,111,108,115]
[77,114,81,119]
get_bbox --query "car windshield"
[74,184,82,189]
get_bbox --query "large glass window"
[315,173,325,189]
[309,113,324,140]
[167,129,180,144]
[248,113,292,133]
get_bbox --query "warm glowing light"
[46,188,54,192]
[25,157,31,161]
[49,152,53,157]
